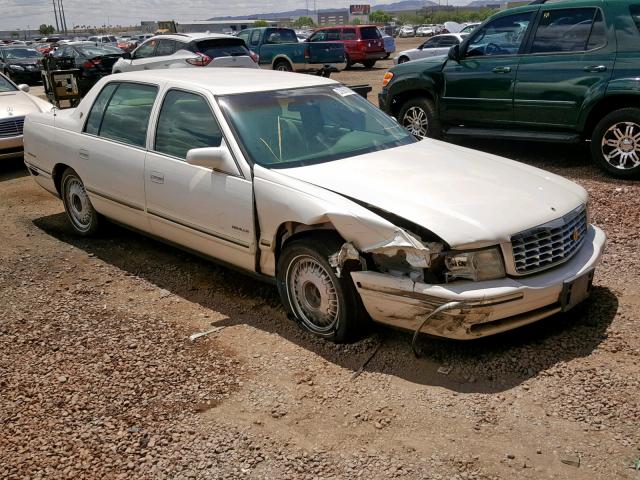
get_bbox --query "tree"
[253,20,269,27]
[39,24,55,35]
[293,16,315,28]
[352,18,361,25]
[370,10,392,24]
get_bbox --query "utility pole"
[53,0,60,32]
[60,0,68,34]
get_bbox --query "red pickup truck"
[308,25,386,69]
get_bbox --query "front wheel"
[397,97,441,139]
[277,235,367,343]
[591,108,640,177]
[397,56,410,64]
[61,168,100,236]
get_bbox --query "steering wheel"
[485,43,503,55]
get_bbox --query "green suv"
[379,0,640,177]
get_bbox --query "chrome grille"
[511,206,588,275]
[0,116,25,138]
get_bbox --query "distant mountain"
[209,1,439,21]
[466,0,503,6]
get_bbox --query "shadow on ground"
[0,157,28,182]
[34,212,618,393]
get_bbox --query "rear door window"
[342,28,357,40]
[155,90,223,160]
[155,39,178,56]
[194,39,250,58]
[96,83,158,148]
[438,35,460,47]
[422,37,440,49]
[360,27,381,40]
[530,8,599,53]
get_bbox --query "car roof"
[111,68,338,96]
[148,33,240,43]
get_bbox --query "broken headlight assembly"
[443,248,506,282]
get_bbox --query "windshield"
[0,74,17,92]
[3,48,42,59]
[219,86,414,168]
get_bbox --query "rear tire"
[363,60,376,69]
[591,108,640,177]
[344,53,353,70]
[276,233,368,343]
[273,60,293,72]
[60,168,100,236]
[397,97,441,139]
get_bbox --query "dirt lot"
[2,37,640,479]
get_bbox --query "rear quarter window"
[360,27,381,40]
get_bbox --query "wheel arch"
[51,163,72,196]
[389,87,436,118]
[582,95,640,138]
[272,55,294,71]
[274,221,344,269]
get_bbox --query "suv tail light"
[304,46,310,60]
[249,50,259,63]
[186,52,212,67]
[356,39,365,51]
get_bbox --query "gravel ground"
[2,39,640,479]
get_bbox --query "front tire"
[273,60,293,72]
[591,108,640,177]
[397,56,410,64]
[397,97,441,139]
[61,168,100,236]
[277,234,367,343]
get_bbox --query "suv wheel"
[276,234,367,343]
[591,108,640,177]
[273,60,293,72]
[398,97,441,139]
[363,60,376,69]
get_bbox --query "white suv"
[88,35,118,46]
[112,33,258,73]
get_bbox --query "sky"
[0,0,469,30]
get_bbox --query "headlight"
[444,247,505,282]
[9,65,25,71]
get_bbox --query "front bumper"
[351,225,606,340]
[0,136,24,160]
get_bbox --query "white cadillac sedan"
[23,69,605,342]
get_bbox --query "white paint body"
[395,34,467,64]
[23,69,605,340]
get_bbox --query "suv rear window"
[194,39,250,58]
[531,8,601,53]
[360,27,380,40]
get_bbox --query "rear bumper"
[294,61,348,72]
[351,225,606,340]
[349,52,387,62]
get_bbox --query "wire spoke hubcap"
[287,256,339,334]
[402,106,428,138]
[602,121,640,170]
[65,177,92,231]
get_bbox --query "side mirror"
[122,51,132,60]
[186,144,240,176]
[18,84,30,93]
[448,44,460,62]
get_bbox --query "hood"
[0,91,51,117]
[8,58,40,66]
[277,140,587,249]
[391,54,446,75]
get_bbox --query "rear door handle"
[492,66,511,74]
[79,148,89,160]
[584,65,607,73]
[150,171,164,184]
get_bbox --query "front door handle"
[492,66,511,74]
[150,171,164,184]
[79,148,89,160]
[584,65,607,73]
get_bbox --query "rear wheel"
[363,60,376,69]
[277,234,368,343]
[397,97,441,139]
[61,168,100,236]
[273,60,293,72]
[591,108,640,177]
[344,53,353,70]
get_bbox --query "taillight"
[382,72,393,87]
[357,39,365,51]
[82,59,101,69]
[304,46,310,60]
[186,52,212,67]
[249,50,259,63]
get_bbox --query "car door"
[514,5,614,128]
[148,39,179,69]
[414,36,441,60]
[79,81,158,231]
[124,39,159,72]
[440,10,536,126]
[145,88,255,270]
